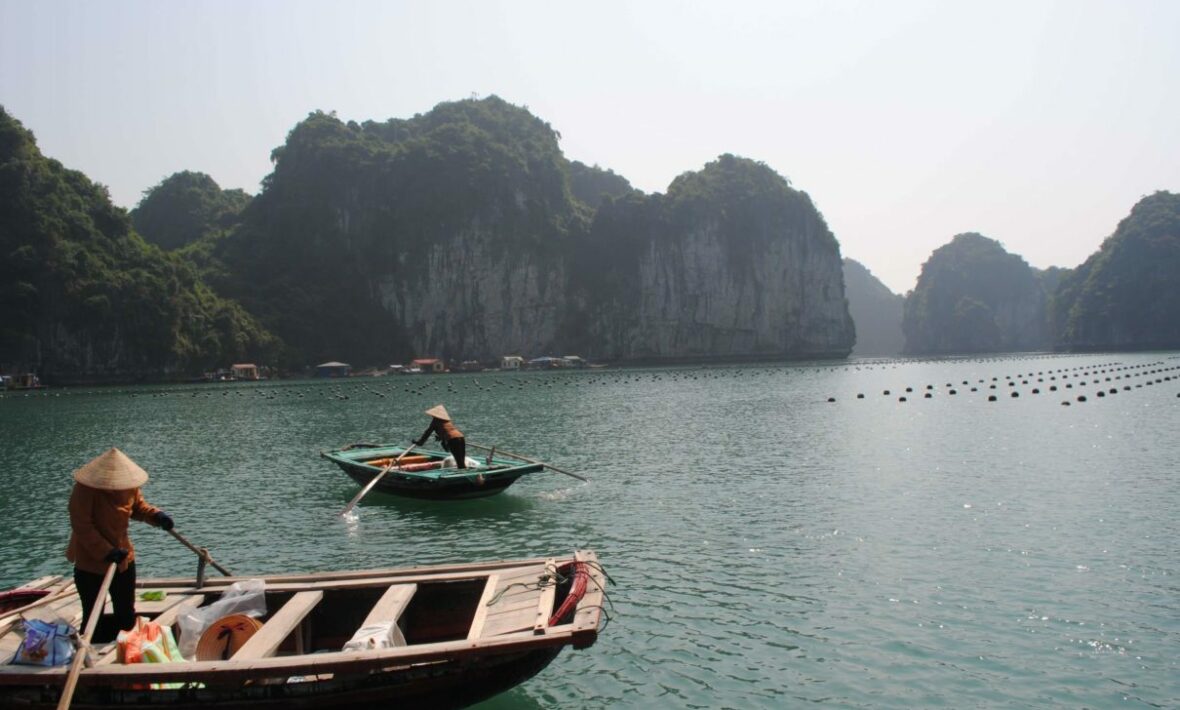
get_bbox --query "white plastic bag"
[342,622,396,652]
[441,455,481,469]
[176,579,267,658]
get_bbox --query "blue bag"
[12,619,76,666]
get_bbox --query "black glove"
[154,511,174,531]
[104,548,129,564]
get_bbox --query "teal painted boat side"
[320,444,545,501]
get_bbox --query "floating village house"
[500,355,524,370]
[411,358,447,373]
[231,363,260,381]
[316,361,352,378]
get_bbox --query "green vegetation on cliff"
[131,171,250,251]
[0,107,278,382]
[568,161,637,207]
[903,233,1049,355]
[1051,191,1180,350]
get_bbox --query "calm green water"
[2,353,1178,708]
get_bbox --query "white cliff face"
[588,213,853,361]
[376,225,565,359]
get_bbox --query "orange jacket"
[416,418,464,447]
[66,483,162,575]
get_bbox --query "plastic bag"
[342,622,396,652]
[117,616,187,689]
[11,618,75,666]
[176,579,266,659]
[441,455,482,469]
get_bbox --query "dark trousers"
[450,437,467,468]
[74,563,137,643]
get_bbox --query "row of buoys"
[3,356,1177,404]
[825,360,1178,403]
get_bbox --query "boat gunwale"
[140,555,555,588]
[320,447,544,479]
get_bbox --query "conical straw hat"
[424,404,451,421]
[73,448,148,490]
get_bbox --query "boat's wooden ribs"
[232,590,323,660]
[466,575,501,641]
[361,583,417,647]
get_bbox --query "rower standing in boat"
[414,404,468,469]
[65,448,174,641]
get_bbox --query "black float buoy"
[988,395,997,402]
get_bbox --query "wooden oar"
[168,529,232,576]
[468,443,588,482]
[56,562,116,710]
[339,444,417,516]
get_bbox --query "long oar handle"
[468,443,588,482]
[339,444,417,517]
[168,529,232,576]
[56,562,116,710]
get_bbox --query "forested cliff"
[569,155,854,360]
[1051,191,1180,350]
[205,98,854,365]
[10,95,1169,380]
[902,233,1050,355]
[0,107,277,382]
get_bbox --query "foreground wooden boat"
[0,551,607,709]
[321,444,545,500]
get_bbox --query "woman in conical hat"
[65,447,175,641]
[414,404,468,469]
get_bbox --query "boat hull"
[322,445,544,501]
[0,647,561,709]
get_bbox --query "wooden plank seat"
[359,584,416,647]
[231,591,323,660]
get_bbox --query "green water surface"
[1,352,1177,708]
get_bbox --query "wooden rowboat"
[321,444,544,500]
[0,550,607,709]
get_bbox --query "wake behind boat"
[0,550,607,709]
[322,443,545,501]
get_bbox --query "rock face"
[569,155,854,361]
[218,101,854,365]
[903,233,1050,355]
[842,258,903,357]
[1052,191,1180,350]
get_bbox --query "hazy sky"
[2,0,1177,293]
